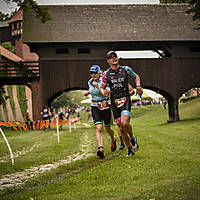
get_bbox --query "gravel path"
[0,131,93,190]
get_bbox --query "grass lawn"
[0,98,200,200]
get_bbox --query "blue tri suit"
[88,77,112,126]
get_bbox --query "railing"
[0,61,40,84]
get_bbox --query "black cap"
[106,51,117,59]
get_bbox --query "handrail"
[0,61,40,83]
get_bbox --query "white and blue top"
[88,77,110,107]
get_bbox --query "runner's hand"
[100,88,110,97]
[136,86,143,97]
[105,89,110,97]
[92,81,99,89]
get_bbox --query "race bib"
[98,101,109,110]
[114,97,127,108]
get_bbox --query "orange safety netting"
[0,117,81,131]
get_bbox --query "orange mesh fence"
[0,117,81,131]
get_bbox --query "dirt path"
[0,131,93,190]
[0,144,40,163]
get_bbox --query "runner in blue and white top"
[84,65,117,159]
[101,51,143,157]
[88,76,109,107]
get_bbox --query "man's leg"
[121,114,139,152]
[105,126,115,142]
[117,127,125,150]
[121,114,133,139]
[119,115,132,148]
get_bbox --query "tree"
[161,0,200,29]
[3,0,51,23]
[161,0,189,2]
[51,90,86,110]
[0,11,10,21]
[0,87,9,106]
[186,0,200,29]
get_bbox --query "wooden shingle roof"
[23,4,200,43]
[8,9,23,23]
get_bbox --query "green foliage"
[3,0,52,23]
[52,90,86,109]
[0,42,15,53]
[6,85,16,119]
[0,11,10,21]
[0,87,6,106]
[21,0,52,23]
[16,85,27,120]
[2,102,8,121]
[160,0,200,29]
[160,0,189,2]
[0,5,18,21]
[0,87,9,122]
[187,0,200,29]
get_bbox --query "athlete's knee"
[96,124,103,132]
[121,116,130,127]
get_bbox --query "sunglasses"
[109,54,117,59]
[90,71,98,75]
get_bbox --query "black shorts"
[111,96,131,122]
[91,106,112,127]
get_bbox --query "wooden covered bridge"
[1,4,200,121]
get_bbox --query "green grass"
[7,85,16,120]
[0,98,200,200]
[16,85,27,120]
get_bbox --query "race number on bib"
[98,101,109,110]
[114,97,127,108]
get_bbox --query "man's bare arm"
[100,83,110,96]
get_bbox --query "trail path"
[0,125,93,190]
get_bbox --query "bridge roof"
[23,4,200,43]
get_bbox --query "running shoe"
[119,143,125,150]
[126,147,135,157]
[111,137,117,152]
[97,149,105,159]
[130,136,139,152]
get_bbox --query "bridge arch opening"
[48,88,88,107]
[178,87,200,120]
[141,86,179,122]
[48,88,89,117]
[116,50,160,59]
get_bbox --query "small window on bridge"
[189,46,200,52]
[56,48,69,54]
[78,48,90,54]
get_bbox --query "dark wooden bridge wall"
[32,58,200,121]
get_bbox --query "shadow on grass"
[0,149,125,199]
[159,117,200,126]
